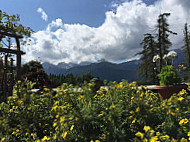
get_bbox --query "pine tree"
[182,23,190,67]
[137,33,157,84]
[157,13,177,70]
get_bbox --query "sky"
[1,0,190,65]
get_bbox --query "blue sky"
[1,0,190,64]
[1,0,156,31]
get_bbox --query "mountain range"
[42,49,185,82]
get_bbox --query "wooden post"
[4,55,7,95]
[0,57,3,95]
[15,37,21,81]
[10,58,14,91]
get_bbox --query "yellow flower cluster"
[1,80,190,141]
[179,118,189,126]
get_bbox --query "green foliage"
[0,80,190,141]
[0,10,33,36]
[48,72,94,88]
[137,33,157,84]
[21,61,49,88]
[157,65,181,85]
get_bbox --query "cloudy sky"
[1,0,190,64]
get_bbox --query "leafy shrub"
[0,80,190,141]
[158,65,181,85]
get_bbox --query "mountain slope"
[42,49,185,82]
[43,61,140,82]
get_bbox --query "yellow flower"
[171,112,175,116]
[180,137,188,142]
[53,134,57,140]
[53,122,57,127]
[12,131,16,135]
[179,118,189,126]
[44,88,49,91]
[149,130,155,137]
[143,126,150,132]
[79,95,84,100]
[88,83,93,87]
[70,125,74,131]
[178,97,184,101]
[60,116,65,123]
[75,117,79,121]
[117,83,123,88]
[111,104,116,109]
[156,132,160,136]
[9,109,13,112]
[69,117,73,120]
[130,111,134,114]
[131,96,134,100]
[143,138,148,142]
[42,136,50,142]
[160,135,170,140]
[56,114,59,118]
[55,127,59,131]
[63,132,67,139]
[178,89,186,96]
[1,137,5,142]
[51,105,58,111]
[132,118,136,124]
[136,107,140,112]
[55,101,59,105]
[35,140,40,142]
[135,131,144,139]
[98,113,103,117]
[188,131,190,136]
[95,140,100,142]
[17,80,21,83]
[150,136,159,142]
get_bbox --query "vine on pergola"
[0,10,33,98]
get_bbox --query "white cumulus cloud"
[23,0,190,65]
[37,8,48,22]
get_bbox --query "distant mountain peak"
[57,62,78,69]
[79,61,91,66]
[97,58,107,63]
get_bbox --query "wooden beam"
[0,47,25,55]
[0,31,23,39]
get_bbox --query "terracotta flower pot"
[154,84,188,100]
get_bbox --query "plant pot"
[154,84,188,100]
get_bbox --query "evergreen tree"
[156,13,177,70]
[48,72,94,88]
[182,23,190,67]
[137,33,157,84]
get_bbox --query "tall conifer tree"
[137,33,157,84]
[182,23,190,67]
[156,13,177,70]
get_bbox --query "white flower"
[153,55,160,62]
[167,51,177,58]
[163,54,168,60]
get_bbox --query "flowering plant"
[154,51,182,86]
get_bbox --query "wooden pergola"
[0,29,25,99]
